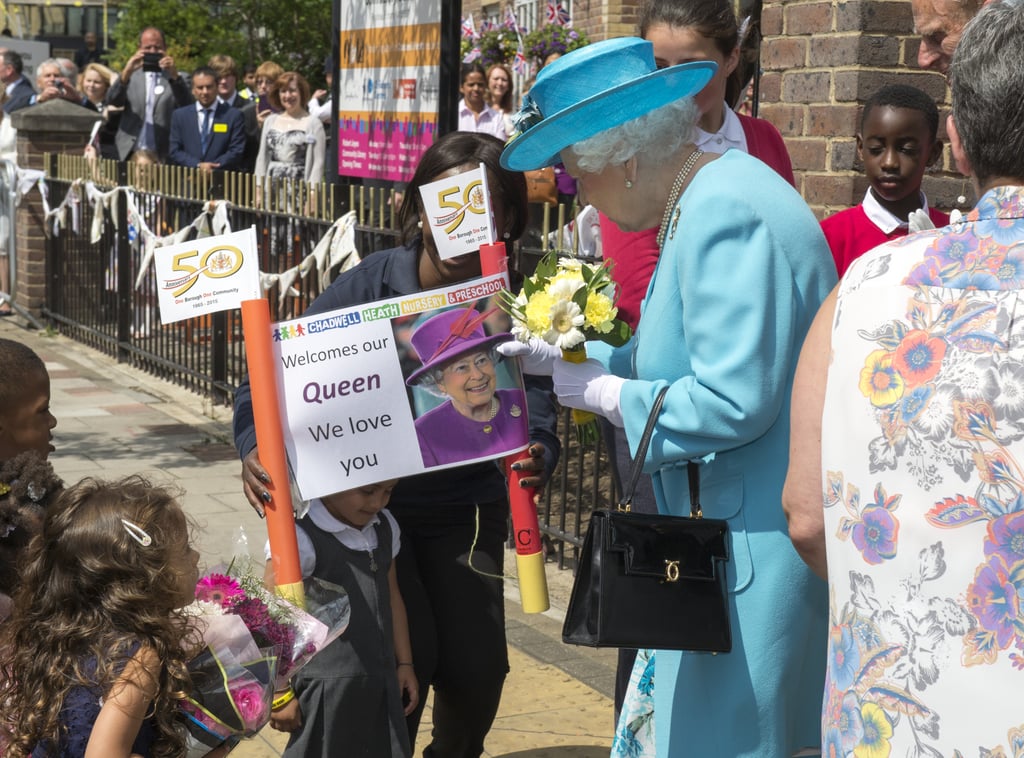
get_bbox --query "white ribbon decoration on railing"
[57,177,365,303]
[41,176,78,238]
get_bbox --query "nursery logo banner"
[418,164,495,260]
[154,228,261,325]
[273,272,527,498]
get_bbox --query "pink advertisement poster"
[337,4,441,183]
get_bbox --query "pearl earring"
[417,220,423,229]
[503,231,511,240]
[625,180,633,189]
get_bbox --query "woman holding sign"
[232,131,559,758]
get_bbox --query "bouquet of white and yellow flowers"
[500,252,632,443]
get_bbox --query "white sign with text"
[418,164,495,260]
[154,228,262,324]
[273,273,528,498]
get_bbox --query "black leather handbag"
[561,387,732,652]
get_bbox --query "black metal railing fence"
[41,154,612,568]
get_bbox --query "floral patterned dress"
[821,186,1024,758]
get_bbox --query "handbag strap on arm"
[687,460,702,519]
[618,386,669,511]
[618,386,703,519]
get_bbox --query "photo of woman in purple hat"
[405,306,528,468]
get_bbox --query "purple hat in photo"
[406,307,513,386]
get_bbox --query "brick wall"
[9,100,97,314]
[450,1,968,216]
[760,0,965,218]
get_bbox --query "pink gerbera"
[194,573,244,607]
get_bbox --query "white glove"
[497,338,562,376]
[552,358,626,427]
[908,208,936,233]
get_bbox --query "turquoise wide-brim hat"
[500,37,716,171]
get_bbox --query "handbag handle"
[618,386,702,519]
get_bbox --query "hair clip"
[121,518,153,547]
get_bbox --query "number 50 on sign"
[154,227,263,325]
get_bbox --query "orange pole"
[481,242,549,613]
[240,298,304,607]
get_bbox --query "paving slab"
[0,320,615,756]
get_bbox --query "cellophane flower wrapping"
[499,252,632,444]
[179,561,350,754]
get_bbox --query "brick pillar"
[8,100,97,315]
[759,0,963,218]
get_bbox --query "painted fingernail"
[257,509,266,519]
[261,491,272,503]
[259,474,271,484]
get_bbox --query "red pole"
[481,242,549,613]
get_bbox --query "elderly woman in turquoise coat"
[500,39,836,756]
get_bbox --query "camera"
[142,52,162,73]
[56,81,65,95]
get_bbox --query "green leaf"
[595,319,632,348]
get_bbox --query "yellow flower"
[548,273,585,301]
[584,292,616,332]
[858,350,904,407]
[524,291,555,334]
[853,703,892,758]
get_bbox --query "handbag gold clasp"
[664,559,680,582]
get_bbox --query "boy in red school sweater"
[822,84,949,278]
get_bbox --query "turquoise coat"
[593,150,835,757]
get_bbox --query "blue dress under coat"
[591,150,835,757]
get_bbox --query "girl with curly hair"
[0,450,63,618]
[0,475,215,758]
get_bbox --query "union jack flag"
[463,47,482,63]
[479,18,494,33]
[546,1,570,26]
[461,14,477,39]
[512,47,528,76]
[505,7,521,32]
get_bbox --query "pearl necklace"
[656,149,704,249]
[482,397,499,422]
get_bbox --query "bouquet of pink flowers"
[180,566,350,755]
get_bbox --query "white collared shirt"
[457,99,507,140]
[196,101,215,133]
[694,103,748,155]
[861,188,931,234]
[264,498,401,578]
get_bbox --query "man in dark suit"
[0,50,36,113]
[209,53,258,172]
[168,66,245,173]
[106,26,192,161]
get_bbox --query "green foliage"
[523,24,589,67]
[110,0,331,87]
[460,29,519,67]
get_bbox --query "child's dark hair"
[0,450,63,596]
[639,0,747,107]
[862,84,940,141]
[0,476,198,758]
[0,338,46,410]
[460,60,487,85]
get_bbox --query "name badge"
[154,84,165,96]
[213,123,228,133]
